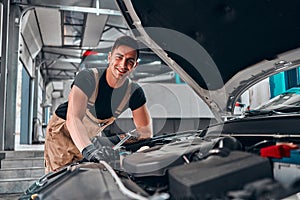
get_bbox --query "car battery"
[273,149,300,187]
[168,151,272,200]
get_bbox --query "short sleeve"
[73,69,96,98]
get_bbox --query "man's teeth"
[116,67,126,73]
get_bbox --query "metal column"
[5,4,21,149]
[0,0,21,150]
[0,0,10,150]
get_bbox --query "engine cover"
[122,137,219,177]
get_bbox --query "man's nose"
[119,58,128,68]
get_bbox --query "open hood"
[115,0,300,121]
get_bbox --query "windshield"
[250,88,300,114]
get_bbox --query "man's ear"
[134,61,139,68]
[108,52,112,62]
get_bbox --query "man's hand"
[117,129,142,145]
[82,144,111,163]
[91,135,121,148]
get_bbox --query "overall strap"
[88,68,101,106]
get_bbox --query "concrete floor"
[0,193,22,200]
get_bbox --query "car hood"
[115,0,300,121]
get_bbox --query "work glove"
[81,143,111,163]
[91,135,121,148]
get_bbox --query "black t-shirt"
[55,69,146,120]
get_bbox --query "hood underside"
[116,0,300,120]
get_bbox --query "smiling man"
[44,36,153,173]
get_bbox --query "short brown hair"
[111,36,139,59]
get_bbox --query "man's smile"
[115,66,128,75]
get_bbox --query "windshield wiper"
[245,106,300,117]
[274,105,300,113]
[245,109,278,117]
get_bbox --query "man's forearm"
[136,120,153,139]
[66,117,92,152]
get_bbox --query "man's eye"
[127,60,135,66]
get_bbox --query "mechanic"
[44,36,153,173]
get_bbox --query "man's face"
[107,45,138,80]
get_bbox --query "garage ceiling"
[19,0,130,84]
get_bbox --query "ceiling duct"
[82,13,108,47]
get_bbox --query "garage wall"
[118,83,215,135]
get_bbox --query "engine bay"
[20,119,300,200]
[113,120,300,199]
